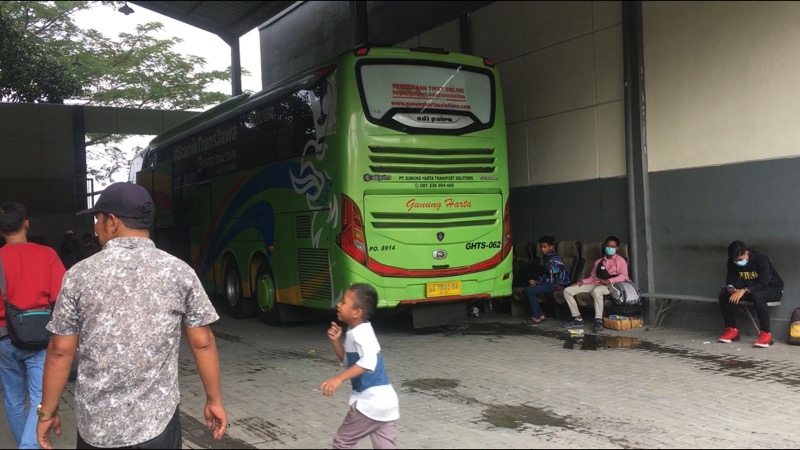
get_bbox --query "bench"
[640,292,781,333]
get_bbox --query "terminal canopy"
[131,1,295,41]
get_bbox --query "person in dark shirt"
[59,230,82,269]
[718,240,783,348]
[80,232,101,259]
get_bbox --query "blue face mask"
[605,247,617,256]
[735,258,748,267]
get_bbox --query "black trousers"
[77,405,181,449]
[718,287,782,333]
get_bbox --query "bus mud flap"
[412,302,466,329]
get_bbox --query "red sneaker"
[754,331,773,348]
[718,327,740,343]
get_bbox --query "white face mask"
[735,258,748,267]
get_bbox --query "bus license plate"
[425,281,461,297]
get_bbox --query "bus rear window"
[358,62,494,133]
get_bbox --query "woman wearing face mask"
[561,235,629,333]
[718,240,784,348]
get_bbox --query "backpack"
[789,307,800,346]
[605,281,644,317]
[608,280,641,306]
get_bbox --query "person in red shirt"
[0,202,66,448]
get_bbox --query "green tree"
[0,9,82,102]
[0,1,242,183]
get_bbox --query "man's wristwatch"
[36,404,58,421]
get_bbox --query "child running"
[320,284,399,449]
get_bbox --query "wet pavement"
[2,306,800,448]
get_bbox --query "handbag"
[789,307,800,346]
[0,256,52,350]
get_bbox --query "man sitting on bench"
[718,240,784,347]
[562,235,629,333]
[521,235,570,325]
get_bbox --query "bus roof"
[144,46,495,153]
[144,68,325,153]
[148,94,251,147]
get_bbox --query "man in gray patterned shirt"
[36,182,227,449]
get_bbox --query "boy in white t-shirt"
[320,284,400,449]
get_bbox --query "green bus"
[132,46,512,328]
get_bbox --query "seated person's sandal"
[522,316,545,325]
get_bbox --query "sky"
[71,2,263,186]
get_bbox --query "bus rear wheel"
[255,263,281,325]
[224,259,255,319]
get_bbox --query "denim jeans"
[523,283,558,318]
[0,336,46,449]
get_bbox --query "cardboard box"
[603,317,643,331]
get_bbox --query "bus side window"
[128,152,145,183]
[268,89,317,162]
[274,98,295,162]
[242,86,322,165]
[289,90,317,158]
[144,150,157,168]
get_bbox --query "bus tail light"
[354,47,370,56]
[483,57,495,67]
[338,194,367,264]
[501,199,512,260]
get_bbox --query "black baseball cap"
[77,182,155,220]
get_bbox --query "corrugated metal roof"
[129,1,296,40]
